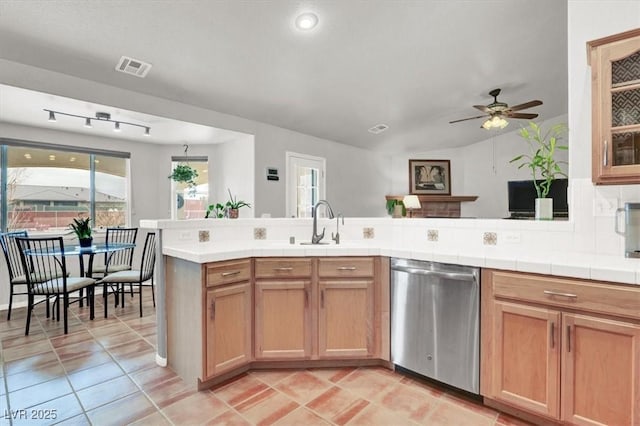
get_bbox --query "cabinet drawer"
[205,259,251,287]
[492,271,640,320]
[255,258,312,278]
[318,257,374,278]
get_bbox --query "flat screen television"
[508,179,568,218]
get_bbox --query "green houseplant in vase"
[205,203,226,219]
[510,122,568,220]
[386,199,406,218]
[70,217,93,247]
[225,189,251,219]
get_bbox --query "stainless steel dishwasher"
[391,258,480,394]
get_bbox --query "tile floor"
[1,291,531,425]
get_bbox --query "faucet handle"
[332,232,340,244]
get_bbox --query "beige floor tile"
[162,391,227,424]
[274,406,332,425]
[235,388,299,426]
[274,371,333,404]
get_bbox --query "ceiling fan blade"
[505,112,539,119]
[449,114,488,124]
[508,100,543,112]
[473,105,491,113]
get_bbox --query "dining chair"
[16,236,96,335]
[0,230,30,320]
[99,232,156,318]
[90,227,138,277]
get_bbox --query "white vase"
[535,198,553,220]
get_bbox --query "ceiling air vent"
[115,56,152,78]
[368,124,389,134]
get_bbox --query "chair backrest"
[0,230,28,282]
[139,232,156,282]
[105,227,138,268]
[15,236,68,294]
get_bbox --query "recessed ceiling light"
[295,12,318,30]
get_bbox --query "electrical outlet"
[593,197,618,217]
[502,231,521,244]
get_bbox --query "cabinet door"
[491,301,560,419]
[318,279,374,358]
[561,314,640,426]
[205,282,252,379]
[590,31,640,184]
[254,280,311,359]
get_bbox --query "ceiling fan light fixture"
[482,115,509,130]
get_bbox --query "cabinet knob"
[221,271,241,277]
[210,300,216,320]
[337,266,357,271]
[273,267,293,272]
[603,139,608,167]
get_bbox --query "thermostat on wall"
[266,167,279,181]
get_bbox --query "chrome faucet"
[311,200,335,244]
[332,213,344,244]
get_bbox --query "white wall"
[209,134,255,218]
[252,122,391,218]
[390,115,570,218]
[0,59,388,219]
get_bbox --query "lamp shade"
[403,195,421,209]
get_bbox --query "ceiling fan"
[449,88,542,129]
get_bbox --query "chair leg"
[89,286,95,321]
[121,284,125,309]
[139,283,143,317]
[46,295,50,318]
[130,283,134,298]
[7,286,13,321]
[56,295,61,322]
[79,288,84,308]
[103,283,109,319]
[63,293,69,334]
[25,294,34,336]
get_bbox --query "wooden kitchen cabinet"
[254,258,312,360]
[203,260,252,380]
[318,279,374,358]
[318,258,376,359]
[588,28,640,184]
[490,301,560,418]
[481,269,640,425]
[254,280,311,359]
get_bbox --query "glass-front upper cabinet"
[588,28,640,184]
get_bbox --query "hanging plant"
[168,164,198,187]
[168,144,198,190]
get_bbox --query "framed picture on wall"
[409,159,451,195]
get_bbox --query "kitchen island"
[141,217,640,425]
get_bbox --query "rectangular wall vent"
[368,124,389,134]
[115,56,152,78]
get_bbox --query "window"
[1,142,130,232]
[171,158,208,220]
[286,152,326,218]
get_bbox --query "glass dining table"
[24,241,136,307]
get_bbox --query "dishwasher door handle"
[392,266,476,282]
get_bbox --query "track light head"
[144,127,150,136]
[48,111,56,122]
[114,122,121,132]
[84,118,92,128]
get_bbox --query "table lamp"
[403,195,421,218]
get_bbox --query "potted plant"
[225,189,251,219]
[70,216,93,247]
[510,121,568,220]
[205,203,226,219]
[386,199,406,218]
[168,164,199,191]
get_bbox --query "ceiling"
[0,0,568,152]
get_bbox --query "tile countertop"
[160,240,640,286]
[141,217,640,286]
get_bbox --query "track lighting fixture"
[43,109,151,136]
